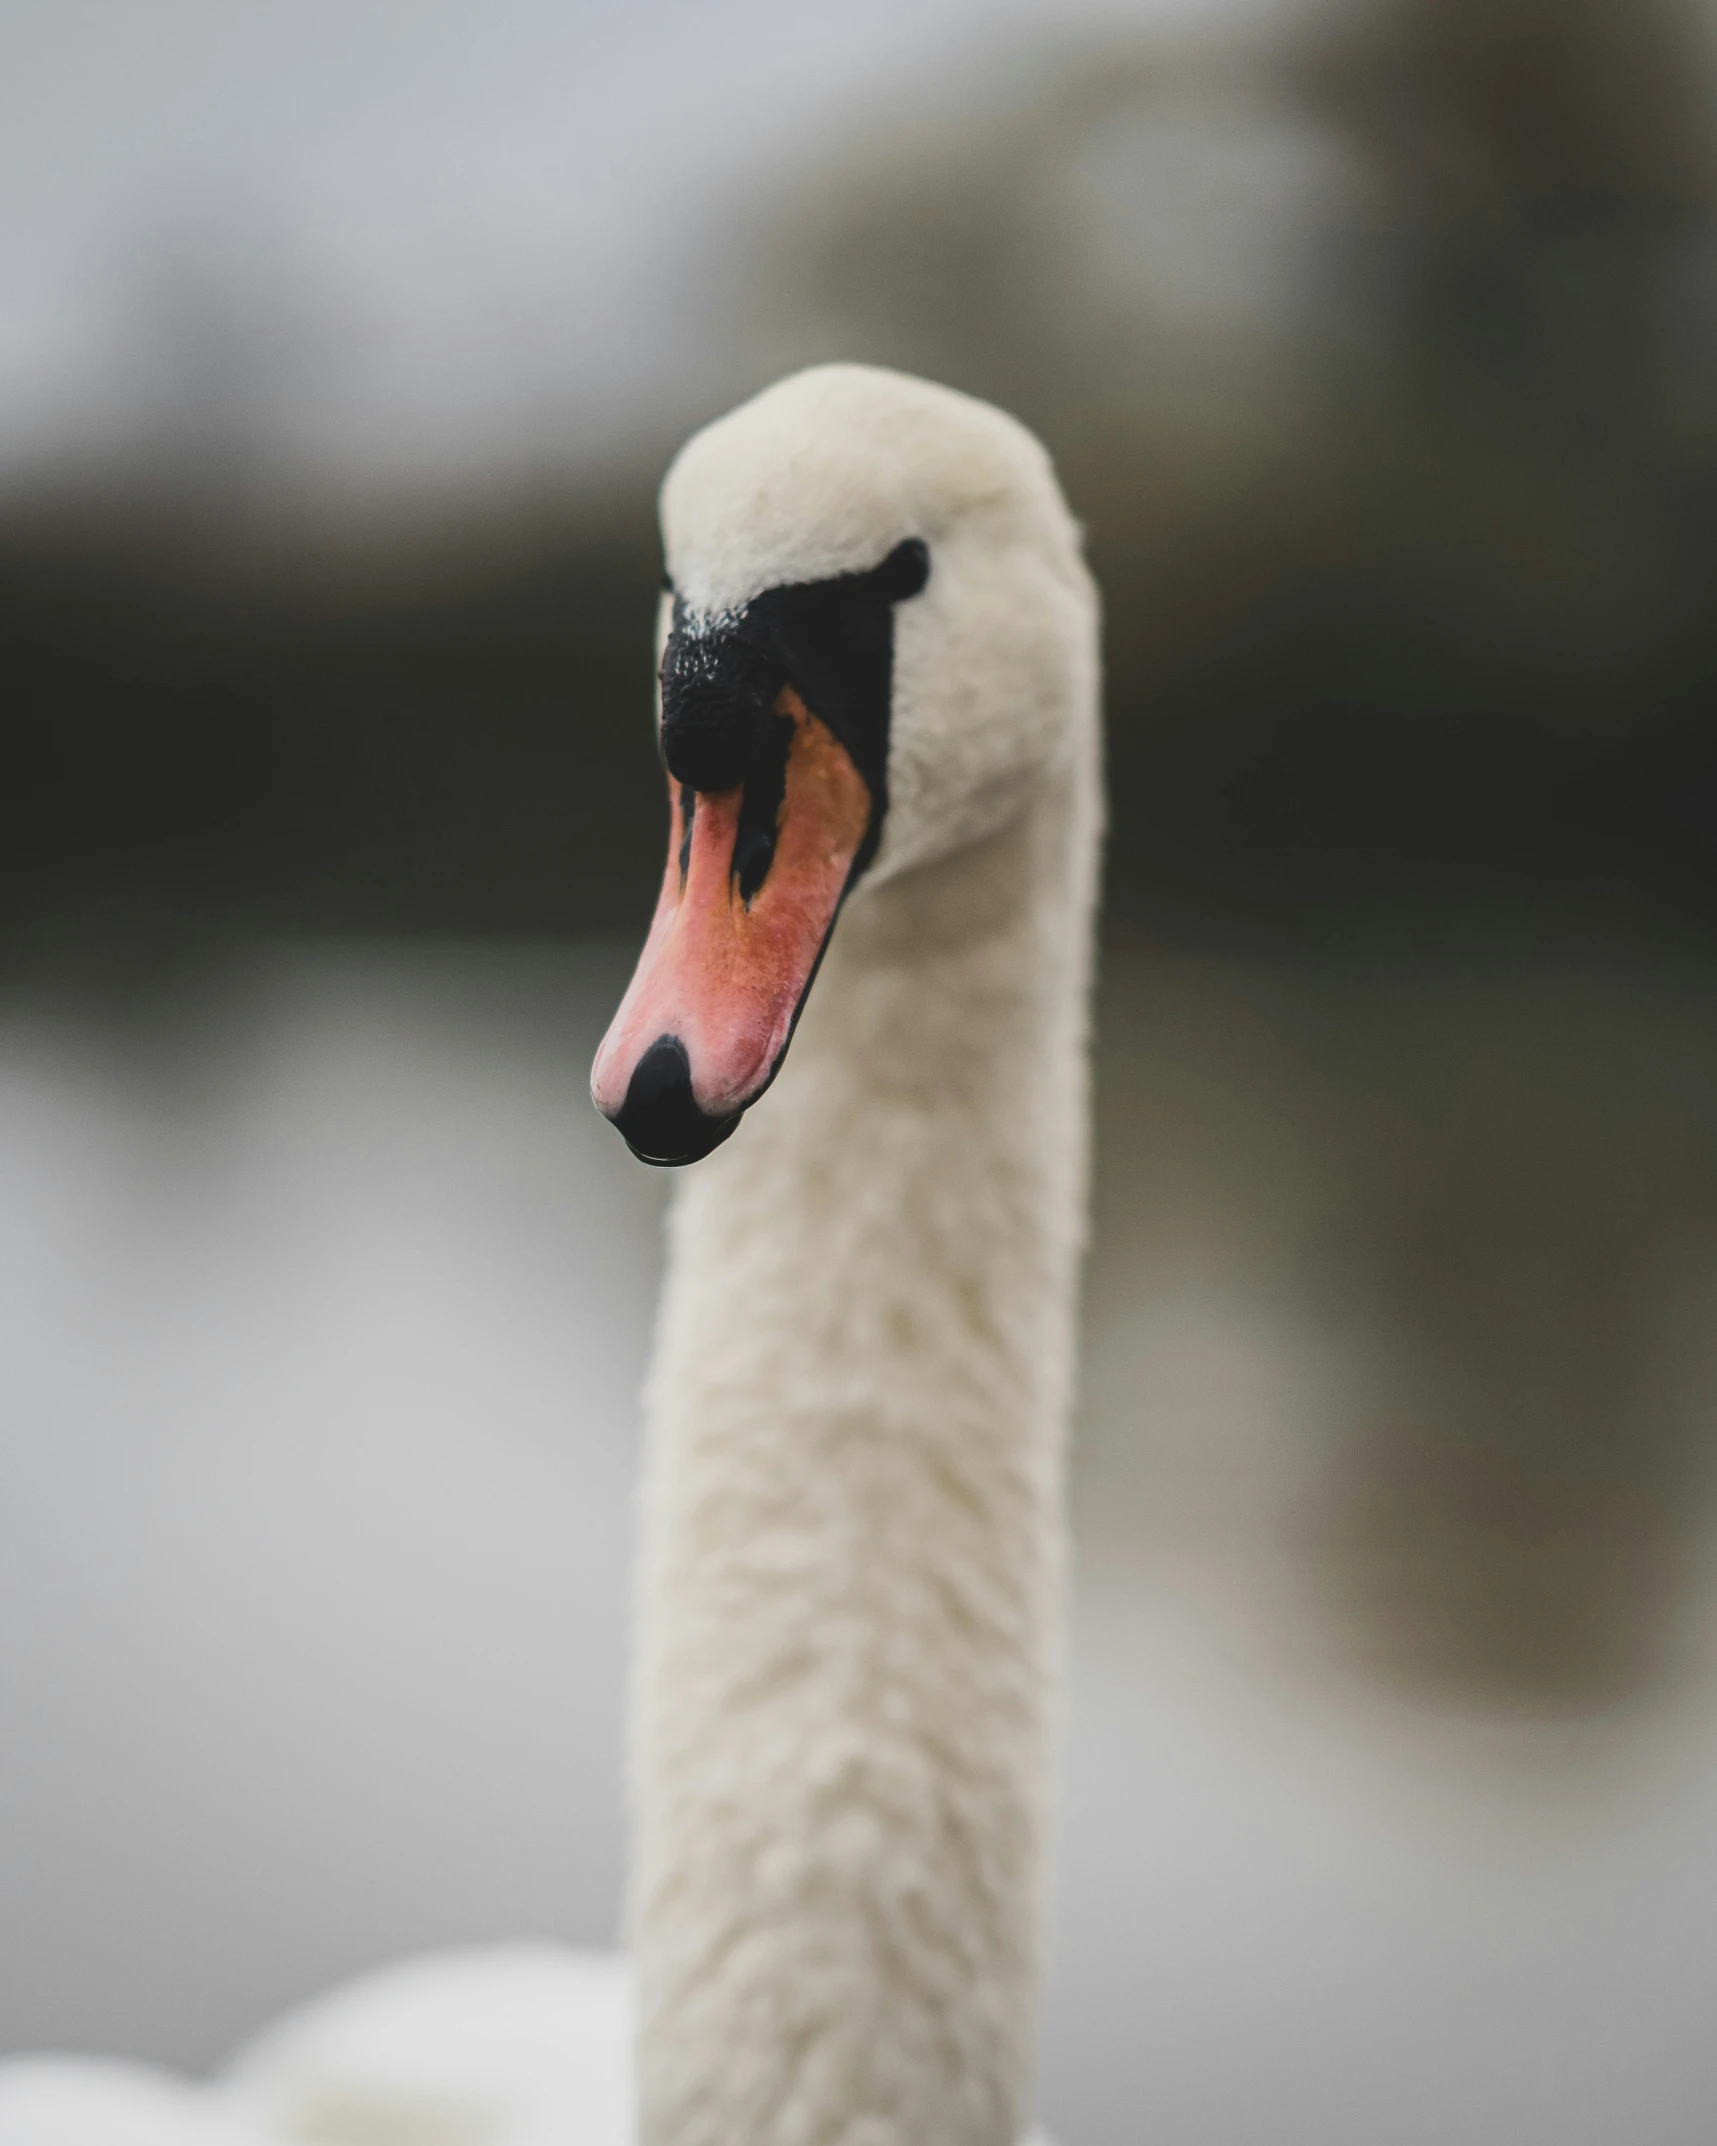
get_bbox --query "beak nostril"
[609,1035,740,1168]
[731,711,795,903]
[678,784,696,888]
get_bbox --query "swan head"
[591,363,1094,1166]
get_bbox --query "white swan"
[0,363,1100,2146]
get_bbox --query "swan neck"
[630,728,1098,2146]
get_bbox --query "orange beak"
[591,684,873,1164]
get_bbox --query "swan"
[0,363,1100,2146]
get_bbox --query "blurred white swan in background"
[0,1951,630,2146]
[0,364,1098,2146]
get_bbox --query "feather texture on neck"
[631,755,1099,2146]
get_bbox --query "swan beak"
[591,685,873,1165]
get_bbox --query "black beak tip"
[607,1034,740,1167]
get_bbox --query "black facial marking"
[731,711,794,902]
[678,783,695,888]
[658,536,930,886]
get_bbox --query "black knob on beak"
[660,627,784,794]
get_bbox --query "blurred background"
[5,0,1717,2138]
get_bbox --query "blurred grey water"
[0,949,660,2062]
[3,943,1717,2143]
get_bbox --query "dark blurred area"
[10,0,1717,958]
[4,486,664,945]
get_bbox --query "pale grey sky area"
[0,0,1284,487]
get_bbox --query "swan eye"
[871,537,929,602]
